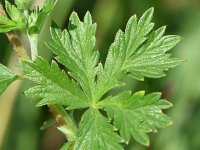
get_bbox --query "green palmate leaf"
[20,56,88,109]
[47,11,98,101]
[0,64,18,94]
[99,91,173,146]
[74,109,123,150]
[95,8,182,100]
[21,7,182,149]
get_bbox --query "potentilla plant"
[0,0,183,149]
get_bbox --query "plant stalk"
[48,104,77,141]
[28,33,39,60]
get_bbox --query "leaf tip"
[144,140,150,147]
[137,90,145,96]
[168,101,173,108]
[163,25,167,30]
[36,101,44,107]
[149,7,154,13]
[145,7,154,17]
[167,120,173,126]
[70,11,79,20]
[71,11,77,16]
[175,35,183,44]
[121,139,129,145]
[85,11,91,18]
[113,127,118,131]
[84,11,93,25]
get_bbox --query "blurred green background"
[1,0,200,150]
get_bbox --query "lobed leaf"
[127,29,182,80]
[47,11,98,101]
[99,91,173,146]
[95,8,182,99]
[20,56,89,109]
[21,8,182,149]
[74,109,123,150]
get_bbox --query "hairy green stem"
[28,33,39,60]
[48,105,77,141]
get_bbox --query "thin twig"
[0,3,29,60]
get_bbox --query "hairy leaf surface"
[21,7,182,149]
[99,91,172,146]
[74,109,123,150]
[95,8,182,100]
[21,56,88,109]
[47,12,98,101]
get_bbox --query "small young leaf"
[74,109,123,150]
[27,0,57,35]
[5,0,26,29]
[0,16,19,33]
[0,64,18,94]
[99,91,173,146]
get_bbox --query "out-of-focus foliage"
[153,10,200,150]
[1,0,200,150]
[0,63,17,93]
